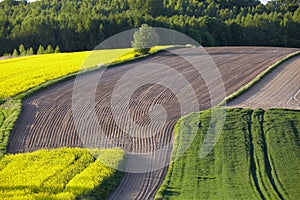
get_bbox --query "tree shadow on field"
[159,186,181,198]
[82,170,125,200]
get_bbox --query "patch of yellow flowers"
[0,48,138,99]
[0,148,124,199]
[0,46,168,99]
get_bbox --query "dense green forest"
[0,0,300,55]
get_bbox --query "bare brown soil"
[228,55,300,110]
[7,47,298,200]
[0,56,12,60]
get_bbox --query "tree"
[37,45,45,55]
[19,44,26,56]
[54,45,60,53]
[46,44,54,54]
[146,0,164,17]
[131,24,160,55]
[0,0,300,55]
[27,47,34,55]
[128,0,147,13]
[12,49,19,57]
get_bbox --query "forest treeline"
[0,0,300,55]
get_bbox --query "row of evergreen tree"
[5,44,60,57]
[0,0,300,55]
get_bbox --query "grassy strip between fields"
[0,100,21,158]
[0,46,175,157]
[0,148,125,200]
[0,46,173,199]
[155,108,300,200]
[0,46,173,102]
[219,51,300,106]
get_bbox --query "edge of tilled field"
[220,51,300,106]
[0,47,176,105]
[0,47,175,157]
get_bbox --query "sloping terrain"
[7,47,298,199]
[228,55,300,109]
[0,148,124,199]
[156,108,300,200]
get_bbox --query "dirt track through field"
[7,47,298,199]
[228,55,300,110]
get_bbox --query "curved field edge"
[219,51,300,106]
[226,55,300,110]
[4,45,298,198]
[0,147,125,200]
[155,108,300,200]
[0,46,173,104]
[0,46,173,157]
[0,100,21,157]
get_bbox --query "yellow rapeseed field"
[0,48,138,99]
[0,148,124,199]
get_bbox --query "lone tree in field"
[132,24,159,55]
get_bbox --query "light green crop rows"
[156,108,300,200]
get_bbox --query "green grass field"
[0,148,124,200]
[156,108,300,200]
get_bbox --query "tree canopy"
[132,24,160,54]
[0,0,300,55]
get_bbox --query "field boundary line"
[0,46,179,105]
[0,99,22,157]
[219,51,300,106]
[0,47,176,157]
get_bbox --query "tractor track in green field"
[156,109,300,199]
[6,47,300,200]
[224,50,300,200]
[247,113,265,200]
[259,114,285,200]
[252,111,284,200]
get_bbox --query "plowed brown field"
[7,47,299,200]
[228,55,300,110]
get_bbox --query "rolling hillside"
[156,108,300,200]
[5,47,299,199]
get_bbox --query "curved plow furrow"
[7,47,299,199]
